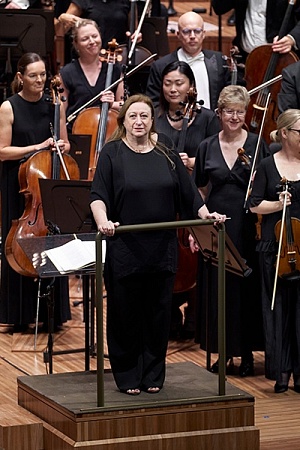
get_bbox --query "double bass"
[5,77,80,277]
[244,0,298,143]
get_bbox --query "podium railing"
[95,219,226,407]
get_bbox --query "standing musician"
[156,61,220,171]
[90,94,226,395]
[59,19,123,133]
[212,0,300,63]
[192,85,269,377]
[155,60,220,339]
[249,109,300,393]
[0,53,71,331]
[146,11,232,111]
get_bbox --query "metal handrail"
[95,218,226,407]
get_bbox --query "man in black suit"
[146,11,230,110]
[212,0,300,62]
[278,60,300,113]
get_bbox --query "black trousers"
[106,270,175,391]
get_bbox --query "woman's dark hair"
[159,60,195,113]
[11,52,45,94]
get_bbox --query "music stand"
[38,179,95,234]
[189,224,252,278]
[0,9,55,98]
[0,9,54,56]
[188,223,251,372]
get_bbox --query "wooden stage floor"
[0,275,300,449]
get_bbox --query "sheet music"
[44,238,106,274]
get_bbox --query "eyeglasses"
[222,109,246,117]
[288,128,300,135]
[180,28,204,36]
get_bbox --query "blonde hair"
[217,85,250,111]
[71,19,101,46]
[270,109,300,142]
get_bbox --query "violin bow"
[271,178,289,310]
[243,92,271,209]
[127,0,151,64]
[66,53,157,124]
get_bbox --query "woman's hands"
[97,220,120,236]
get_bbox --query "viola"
[5,77,80,277]
[244,0,298,144]
[72,39,122,181]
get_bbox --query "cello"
[244,0,298,143]
[5,77,80,277]
[72,40,122,181]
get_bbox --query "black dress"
[0,94,71,327]
[155,108,221,158]
[90,135,204,390]
[72,0,130,48]
[249,156,300,380]
[193,132,269,357]
[60,59,121,132]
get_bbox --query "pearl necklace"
[167,110,183,122]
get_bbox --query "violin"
[72,39,122,181]
[5,77,80,277]
[274,179,300,280]
[244,0,298,144]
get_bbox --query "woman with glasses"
[192,85,269,377]
[249,109,300,393]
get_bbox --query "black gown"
[249,155,300,380]
[0,94,71,327]
[155,108,221,158]
[90,135,204,390]
[193,132,269,356]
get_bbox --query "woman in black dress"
[250,109,300,393]
[192,85,269,376]
[90,94,226,395]
[0,53,71,330]
[60,19,123,133]
[155,60,220,172]
[155,60,220,338]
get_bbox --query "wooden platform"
[17,362,259,449]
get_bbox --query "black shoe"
[293,374,300,393]
[274,382,288,393]
[239,356,254,377]
[274,371,291,393]
[210,356,234,374]
[227,12,235,26]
